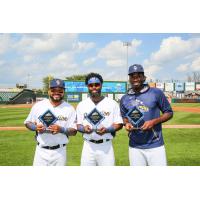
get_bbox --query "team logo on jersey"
[85,108,105,131]
[126,106,144,128]
[102,111,110,116]
[39,110,57,127]
[57,115,68,121]
[129,99,149,112]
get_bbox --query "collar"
[127,84,150,95]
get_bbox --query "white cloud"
[23,55,34,62]
[15,33,79,54]
[49,51,77,70]
[98,39,142,67]
[191,56,200,71]
[0,60,6,66]
[176,63,189,72]
[0,34,12,54]
[143,36,200,79]
[106,59,125,67]
[144,65,161,80]
[75,41,95,52]
[148,37,200,64]
[83,57,97,65]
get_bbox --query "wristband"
[60,126,69,135]
[77,125,85,133]
[27,123,37,131]
[105,126,115,133]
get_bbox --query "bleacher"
[0,92,19,103]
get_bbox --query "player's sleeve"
[24,104,37,124]
[113,101,123,124]
[76,103,84,124]
[157,90,173,114]
[119,95,128,118]
[67,107,77,129]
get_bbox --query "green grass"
[164,129,200,166]
[0,107,31,126]
[1,106,200,126]
[0,103,200,166]
[165,112,200,124]
[0,129,200,166]
[0,131,35,166]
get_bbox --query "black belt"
[37,142,66,150]
[88,139,110,144]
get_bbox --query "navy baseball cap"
[128,64,144,75]
[49,79,65,88]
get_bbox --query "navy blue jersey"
[120,85,173,149]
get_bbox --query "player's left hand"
[140,120,156,131]
[48,124,61,134]
[96,127,107,135]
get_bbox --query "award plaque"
[39,110,58,130]
[85,108,105,131]
[126,106,144,129]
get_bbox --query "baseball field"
[0,103,200,166]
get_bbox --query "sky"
[1,33,200,89]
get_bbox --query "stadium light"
[123,41,132,84]
[27,73,31,89]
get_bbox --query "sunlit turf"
[0,129,199,166]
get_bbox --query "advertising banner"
[175,82,184,92]
[185,82,195,91]
[165,83,174,92]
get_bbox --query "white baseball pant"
[33,145,67,166]
[129,145,167,166]
[81,140,115,166]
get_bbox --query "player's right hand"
[125,123,133,131]
[125,123,136,131]
[36,124,45,133]
[84,125,93,134]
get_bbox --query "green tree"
[42,74,88,93]
[65,74,88,81]
[43,75,54,93]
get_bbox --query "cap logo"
[56,80,60,85]
[134,66,137,70]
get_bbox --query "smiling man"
[120,64,173,166]
[24,78,77,166]
[76,73,123,166]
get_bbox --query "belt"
[88,139,110,144]
[37,142,66,150]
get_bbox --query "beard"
[89,90,101,98]
[49,94,64,102]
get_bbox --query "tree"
[65,74,88,81]
[187,72,200,82]
[42,74,89,93]
[43,75,54,93]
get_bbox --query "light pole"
[123,41,132,88]
[27,73,31,89]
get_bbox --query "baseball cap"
[49,79,65,88]
[128,64,144,75]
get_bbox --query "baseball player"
[24,78,77,166]
[120,64,173,166]
[76,73,123,166]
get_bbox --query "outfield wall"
[172,98,200,103]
